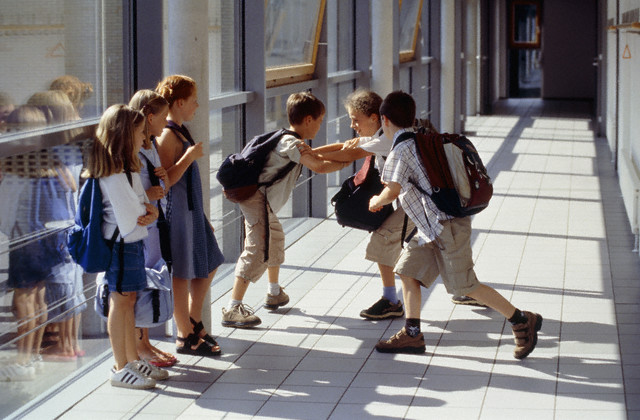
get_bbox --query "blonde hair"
[49,75,94,112]
[85,104,144,178]
[27,90,78,124]
[155,74,196,108]
[129,89,169,148]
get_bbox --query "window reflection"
[399,0,423,62]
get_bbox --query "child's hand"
[146,185,165,201]
[186,142,204,161]
[137,202,159,226]
[154,166,168,184]
[296,142,313,156]
[369,195,383,212]
[341,138,360,150]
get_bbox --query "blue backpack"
[216,128,301,203]
[66,178,120,273]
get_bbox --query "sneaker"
[110,362,156,389]
[29,355,44,374]
[360,297,405,319]
[511,311,543,359]
[221,304,262,328]
[0,363,36,382]
[451,295,487,307]
[264,286,290,310]
[375,328,426,354]
[134,359,169,381]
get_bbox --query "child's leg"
[172,277,192,340]
[466,284,516,318]
[400,275,422,319]
[188,269,217,322]
[108,291,137,370]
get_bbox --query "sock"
[508,309,528,325]
[382,286,398,304]
[228,299,242,310]
[405,318,421,337]
[268,282,280,296]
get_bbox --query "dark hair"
[343,88,382,118]
[379,91,416,128]
[287,91,325,125]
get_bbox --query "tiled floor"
[13,99,640,419]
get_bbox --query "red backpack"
[394,131,493,218]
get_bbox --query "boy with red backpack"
[369,91,542,359]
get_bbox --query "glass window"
[265,0,326,87]
[399,0,424,62]
[0,1,123,417]
[209,0,240,96]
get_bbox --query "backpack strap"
[165,121,195,211]
[141,154,173,272]
[258,129,301,263]
[115,171,133,294]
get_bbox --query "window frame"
[399,0,424,63]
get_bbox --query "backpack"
[331,155,394,231]
[66,178,120,273]
[95,259,174,328]
[395,131,493,218]
[216,128,301,203]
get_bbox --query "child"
[86,104,167,388]
[155,75,224,356]
[308,88,415,320]
[369,91,542,359]
[129,89,178,367]
[221,91,349,328]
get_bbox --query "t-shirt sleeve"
[381,143,411,188]
[101,174,146,236]
[276,135,303,163]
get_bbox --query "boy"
[369,91,542,359]
[309,89,413,319]
[221,92,349,328]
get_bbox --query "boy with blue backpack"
[220,91,348,328]
[369,91,542,359]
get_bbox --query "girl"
[129,89,177,367]
[86,104,166,389]
[155,75,224,356]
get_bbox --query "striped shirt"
[381,129,452,245]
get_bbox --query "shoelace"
[235,303,256,315]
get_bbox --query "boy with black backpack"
[369,91,542,359]
[221,92,348,328]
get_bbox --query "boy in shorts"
[221,92,349,328]
[368,91,542,359]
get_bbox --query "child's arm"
[156,129,203,188]
[315,147,371,162]
[137,202,159,226]
[369,182,401,212]
[298,153,351,174]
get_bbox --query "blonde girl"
[129,89,177,367]
[86,104,166,389]
[155,75,224,357]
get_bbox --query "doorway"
[508,0,542,97]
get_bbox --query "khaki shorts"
[365,207,415,267]
[394,217,480,297]
[234,190,285,282]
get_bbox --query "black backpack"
[216,128,301,203]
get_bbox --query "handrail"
[608,22,640,32]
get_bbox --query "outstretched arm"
[299,153,350,174]
[369,182,401,212]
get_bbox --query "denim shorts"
[104,240,146,293]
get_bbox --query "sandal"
[190,317,219,347]
[176,333,221,357]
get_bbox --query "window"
[265,0,326,87]
[509,0,541,49]
[399,0,423,63]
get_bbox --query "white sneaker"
[134,359,169,381]
[110,363,156,389]
[0,363,36,381]
[29,355,44,374]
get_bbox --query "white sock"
[268,283,281,296]
[228,299,242,310]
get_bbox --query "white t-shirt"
[259,134,304,214]
[100,172,149,242]
[356,128,392,170]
